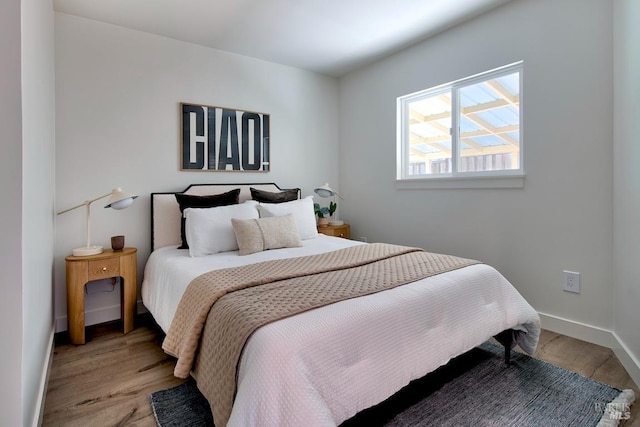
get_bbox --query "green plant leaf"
[329,201,337,215]
[314,202,329,217]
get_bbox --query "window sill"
[396,174,525,190]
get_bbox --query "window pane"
[397,62,523,183]
[458,72,520,173]
[407,91,452,175]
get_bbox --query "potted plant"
[314,202,335,227]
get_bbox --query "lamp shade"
[314,183,336,198]
[105,187,138,210]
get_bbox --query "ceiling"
[53,0,512,77]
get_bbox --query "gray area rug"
[150,342,635,427]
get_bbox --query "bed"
[142,183,541,427]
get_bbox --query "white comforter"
[142,235,540,427]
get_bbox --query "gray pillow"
[250,187,300,203]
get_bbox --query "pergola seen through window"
[398,62,523,179]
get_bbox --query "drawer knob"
[102,267,107,271]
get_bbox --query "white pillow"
[232,214,302,256]
[184,201,259,257]
[257,196,318,240]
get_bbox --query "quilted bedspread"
[163,243,482,426]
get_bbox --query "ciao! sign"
[181,103,270,172]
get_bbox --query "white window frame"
[396,61,525,189]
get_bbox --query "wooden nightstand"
[317,223,350,239]
[65,247,137,344]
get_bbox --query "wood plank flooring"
[42,315,639,426]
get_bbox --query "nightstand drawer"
[88,258,120,281]
[317,224,350,239]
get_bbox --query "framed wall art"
[181,102,270,172]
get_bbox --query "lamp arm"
[56,192,112,215]
[57,193,113,250]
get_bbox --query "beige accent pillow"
[232,214,302,256]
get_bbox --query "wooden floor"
[43,315,639,426]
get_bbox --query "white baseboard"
[32,326,54,427]
[55,300,148,332]
[538,312,614,348]
[538,312,640,388]
[55,304,121,332]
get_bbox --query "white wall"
[0,0,25,424]
[613,0,640,378]
[54,13,340,329]
[21,0,56,423]
[339,0,614,331]
[1,0,56,425]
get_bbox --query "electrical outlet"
[563,270,580,293]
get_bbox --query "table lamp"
[314,183,343,226]
[57,187,137,256]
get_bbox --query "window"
[397,62,523,185]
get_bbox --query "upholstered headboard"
[150,183,298,251]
